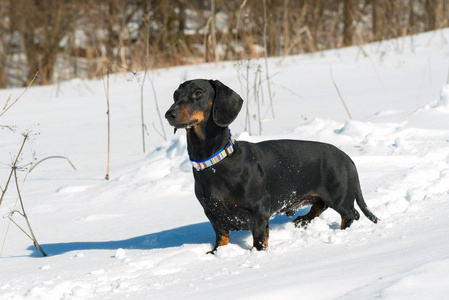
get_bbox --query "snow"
[1,29,449,299]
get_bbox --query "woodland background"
[0,0,448,88]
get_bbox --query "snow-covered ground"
[1,29,449,299]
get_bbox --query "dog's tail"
[355,178,379,224]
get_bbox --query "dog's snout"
[165,108,178,120]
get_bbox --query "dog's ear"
[209,80,243,127]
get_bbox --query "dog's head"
[165,79,243,131]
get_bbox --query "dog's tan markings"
[250,239,268,251]
[217,232,230,247]
[207,229,230,253]
[307,198,327,218]
[191,101,212,139]
[179,106,208,126]
[190,111,205,124]
[265,226,270,248]
[289,193,322,211]
[340,218,346,230]
[250,226,269,251]
[251,237,256,251]
[177,104,191,123]
[188,110,204,139]
[293,195,327,228]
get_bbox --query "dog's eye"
[193,90,203,98]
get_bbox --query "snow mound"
[2,28,449,299]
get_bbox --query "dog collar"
[190,130,235,171]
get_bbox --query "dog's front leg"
[207,226,230,254]
[251,217,270,251]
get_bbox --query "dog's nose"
[165,108,178,120]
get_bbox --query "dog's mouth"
[172,119,199,133]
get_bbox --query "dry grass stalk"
[140,16,151,153]
[0,135,26,207]
[3,94,12,111]
[105,68,111,180]
[29,156,77,173]
[0,132,47,257]
[148,74,167,142]
[0,72,39,119]
[330,65,353,120]
[262,0,275,119]
[255,65,262,135]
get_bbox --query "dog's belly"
[272,192,303,214]
[265,169,322,215]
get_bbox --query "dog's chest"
[194,172,255,230]
[201,194,252,230]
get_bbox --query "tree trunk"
[343,0,358,46]
[426,0,445,30]
[372,0,385,41]
[282,0,290,56]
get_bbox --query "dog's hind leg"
[336,202,360,230]
[294,197,328,228]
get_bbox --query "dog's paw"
[206,249,217,255]
[250,240,268,251]
[250,246,266,252]
[294,218,309,228]
[285,209,296,217]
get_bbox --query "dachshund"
[165,79,378,253]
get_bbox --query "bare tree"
[0,0,447,88]
[426,0,446,30]
[344,0,359,46]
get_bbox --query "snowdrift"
[1,29,449,299]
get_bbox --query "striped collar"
[190,130,236,171]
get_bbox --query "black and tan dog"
[165,79,378,253]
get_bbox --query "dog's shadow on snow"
[30,210,309,257]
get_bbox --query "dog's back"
[236,140,357,214]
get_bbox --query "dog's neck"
[186,120,230,162]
